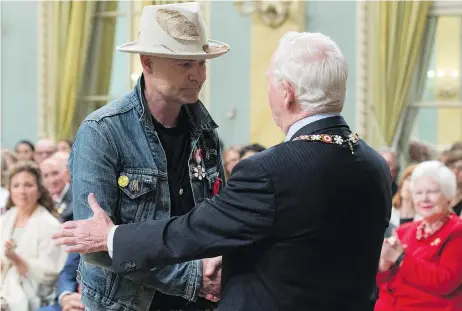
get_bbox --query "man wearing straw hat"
[66,2,229,311]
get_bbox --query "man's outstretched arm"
[111,158,277,272]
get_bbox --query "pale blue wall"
[108,1,130,99]
[209,1,251,147]
[1,1,38,149]
[305,1,357,128]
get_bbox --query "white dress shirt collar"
[56,183,70,204]
[285,113,341,142]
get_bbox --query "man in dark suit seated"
[54,31,392,311]
[37,253,82,311]
[40,157,73,222]
[378,148,399,197]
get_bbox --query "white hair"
[410,160,457,199]
[272,32,348,114]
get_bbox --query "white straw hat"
[117,2,230,60]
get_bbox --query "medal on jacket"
[192,147,206,180]
[212,177,222,196]
[57,202,67,214]
[130,179,140,194]
[118,175,129,188]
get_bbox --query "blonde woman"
[389,165,422,226]
[0,162,66,311]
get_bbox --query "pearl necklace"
[416,214,452,240]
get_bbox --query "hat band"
[139,42,209,54]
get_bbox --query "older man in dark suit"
[54,31,392,311]
[40,156,73,222]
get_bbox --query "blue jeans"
[36,305,61,311]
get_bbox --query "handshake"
[200,256,222,302]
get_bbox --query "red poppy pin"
[213,177,222,196]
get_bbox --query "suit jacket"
[112,116,392,311]
[55,253,80,302]
[57,186,73,223]
[375,215,462,311]
[37,253,80,311]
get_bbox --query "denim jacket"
[69,77,224,311]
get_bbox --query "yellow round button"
[118,175,129,188]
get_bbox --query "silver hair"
[410,160,457,199]
[271,32,348,115]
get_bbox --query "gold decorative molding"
[37,0,46,139]
[234,0,292,29]
[37,1,56,140]
[359,2,386,148]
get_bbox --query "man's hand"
[52,193,114,253]
[61,293,84,311]
[200,256,222,302]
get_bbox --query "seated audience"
[375,160,462,311]
[52,152,69,167]
[0,161,66,311]
[0,150,18,214]
[239,143,266,160]
[37,253,82,311]
[34,139,56,165]
[450,141,462,151]
[390,164,421,227]
[56,140,73,154]
[378,148,399,196]
[51,152,70,184]
[222,145,242,180]
[408,140,432,163]
[439,149,451,164]
[445,150,462,216]
[15,140,35,162]
[40,158,73,222]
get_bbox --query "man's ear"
[281,80,295,109]
[140,55,153,74]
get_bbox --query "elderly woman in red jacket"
[375,160,462,311]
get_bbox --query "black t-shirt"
[149,110,213,310]
[152,109,194,218]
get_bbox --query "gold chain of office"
[293,132,360,154]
